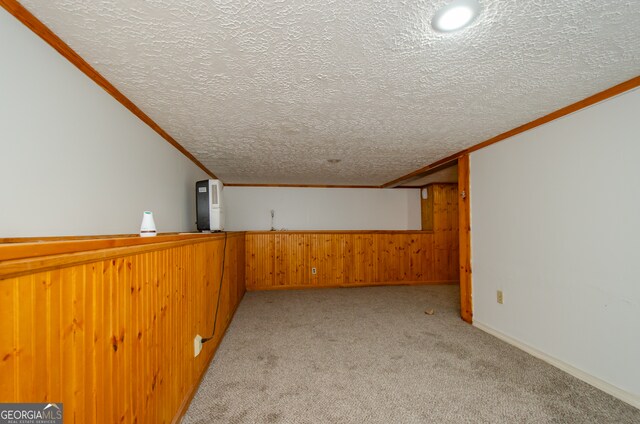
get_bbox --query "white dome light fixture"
[432,0,481,33]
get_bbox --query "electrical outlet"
[311,267,317,275]
[497,290,504,304]
[194,335,203,357]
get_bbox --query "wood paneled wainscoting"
[245,231,458,290]
[0,232,245,423]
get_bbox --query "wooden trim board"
[458,155,472,323]
[474,322,640,410]
[0,232,244,262]
[0,232,246,279]
[383,76,640,187]
[0,0,216,179]
[0,233,142,243]
[245,230,433,235]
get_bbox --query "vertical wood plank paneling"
[421,186,435,230]
[130,258,137,424]
[82,265,92,422]
[432,184,459,282]
[245,236,254,290]
[0,278,15,402]
[117,257,127,424]
[0,234,246,423]
[352,234,363,283]
[16,275,35,403]
[92,263,103,424]
[368,234,378,283]
[237,235,246,300]
[245,231,454,290]
[74,265,87,424]
[140,254,150,424]
[309,234,318,286]
[33,274,47,403]
[275,234,283,288]
[105,260,115,424]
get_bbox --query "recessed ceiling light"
[432,0,481,33]
[327,159,341,164]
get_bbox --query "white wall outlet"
[311,267,317,275]
[194,335,203,357]
[497,290,504,304]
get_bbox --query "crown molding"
[383,75,640,188]
[0,0,217,179]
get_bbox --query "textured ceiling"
[20,0,640,185]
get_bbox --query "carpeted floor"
[183,285,639,423]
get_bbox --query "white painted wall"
[0,9,208,237]
[224,187,421,231]
[471,88,640,400]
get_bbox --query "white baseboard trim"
[473,321,640,410]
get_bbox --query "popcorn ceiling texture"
[20,0,640,185]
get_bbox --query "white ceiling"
[20,0,640,185]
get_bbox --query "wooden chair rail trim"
[0,238,203,280]
[0,232,241,245]
[0,233,145,243]
[0,237,231,280]
[0,231,246,423]
[0,0,216,179]
[0,232,245,273]
[245,230,434,235]
[382,75,640,187]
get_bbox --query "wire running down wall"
[0,233,245,423]
[0,227,459,421]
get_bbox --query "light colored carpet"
[183,285,639,423]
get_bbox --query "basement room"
[0,0,638,422]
